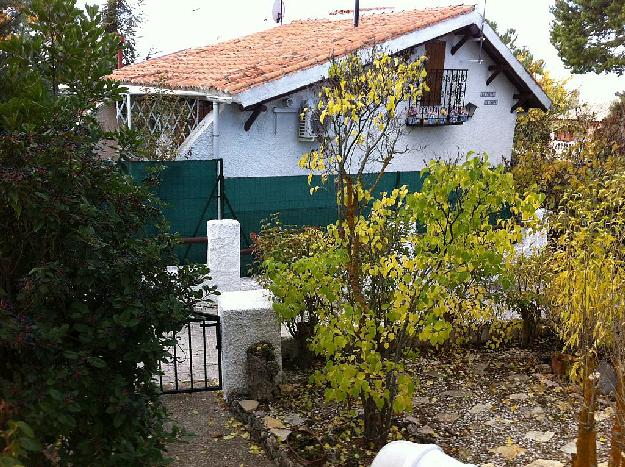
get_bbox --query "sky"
[93,0,623,111]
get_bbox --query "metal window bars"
[406,69,469,126]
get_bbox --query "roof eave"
[116,82,234,103]
[234,10,479,108]
[234,10,551,111]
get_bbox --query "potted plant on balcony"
[406,106,421,126]
[448,108,458,124]
[426,110,437,126]
[438,107,448,125]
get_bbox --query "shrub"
[255,215,336,367]
[304,155,540,447]
[0,1,213,464]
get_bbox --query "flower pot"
[287,430,326,466]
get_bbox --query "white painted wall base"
[218,289,282,400]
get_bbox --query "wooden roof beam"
[511,93,532,113]
[486,64,503,86]
[451,32,471,55]
[243,104,267,131]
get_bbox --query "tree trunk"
[520,306,538,348]
[575,355,598,467]
[609,365,625,467]
[362,396,392,449]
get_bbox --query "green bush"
[254,215,336,367]
[0,1,213,465]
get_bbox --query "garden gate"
[159,311,222,394]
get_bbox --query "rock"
[283,413,305,427]
[417,425,436,435]
[247,342,280,401]
[560,440,576,454]
[520,406,545,419]
[269,428,291,442]
[485,418,513,427]
[238,399,259,412]
[404,415,419,425]
[598,360,616,395]
[475,363,489,375]
[263,416,285,430]
[524,431,555,442]
[440,389,473,398]
[469,403,492,414]
[436,412,460,423]
[413,396,430,404]
[525,460,563,467]
[489,443,526,460]
[509,392,529,401]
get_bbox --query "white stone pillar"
[206,219,240,292]
[218,289,282,400]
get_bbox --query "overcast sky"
[93,0,623,110]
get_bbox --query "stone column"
[218,289,281,400]
[206,219,240,292]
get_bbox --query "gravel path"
[162,391,273,467]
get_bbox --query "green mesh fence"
[120,160,220,264]
[224,171,425,275]
[121,160,424,272]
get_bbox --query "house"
[108,5,551,178]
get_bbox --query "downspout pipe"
[212,101,222,220]
[371,441,477,467]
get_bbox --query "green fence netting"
[120,160,220,264]
[223,171,425,275]
[121,160,424,272]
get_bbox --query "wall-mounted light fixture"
[465,102,478,118]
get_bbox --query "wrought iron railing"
[406,69,469,126]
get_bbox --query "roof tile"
[110,5,474,96]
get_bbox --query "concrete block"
[218,289,281,400]
[207,219,240,292]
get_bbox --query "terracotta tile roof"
[110,5,474,96]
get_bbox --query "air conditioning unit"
[298,106,323,141]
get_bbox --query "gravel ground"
[255,346,615,466]
[162,391,274,467]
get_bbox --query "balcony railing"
[406,69,469,127]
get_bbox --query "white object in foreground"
[371,441,476,467]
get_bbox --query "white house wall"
[187,33,519,178]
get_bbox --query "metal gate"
[159,311,222,394]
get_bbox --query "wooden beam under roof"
[243,104,267,131]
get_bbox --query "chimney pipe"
[354,0,359,26]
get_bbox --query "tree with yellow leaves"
[297,155,541,447]
[550,171,625,467]
[299,50,427,220]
